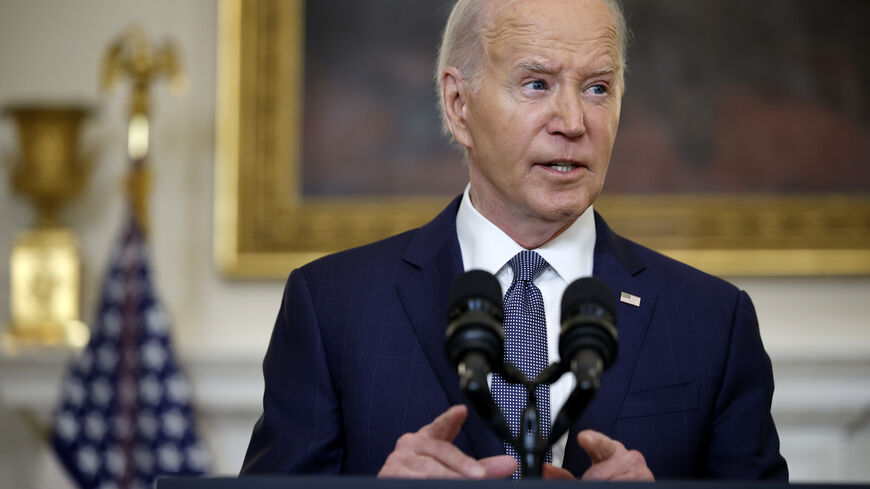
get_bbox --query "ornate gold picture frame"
[215,0,870,278]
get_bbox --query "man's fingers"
[578,429,623,464]
[479,455,518,479]
[543,463,575,480]
[419,405,467,442]
[582,457,625,481]
[581,450,654,481]
[380,406,520,480]
[576,430,655,482]
[379,450,467,479]
[409,436,486,479]
[381,429,486,479]
[412,455,472,479]
[610,450,654,481]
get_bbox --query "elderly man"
[242,0,788,480]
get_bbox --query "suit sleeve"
[241,268,344,474]
[705,290,788,480]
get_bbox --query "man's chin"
[533,200,593,223]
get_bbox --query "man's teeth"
[546,162,577,172]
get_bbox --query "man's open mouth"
[542,161,581,173]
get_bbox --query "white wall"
[0,0,279,355]
[0,1,275,487]
[0,1,868,487]
[736,277,870,483]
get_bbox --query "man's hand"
[543,463,575,479]
[578,430,655,481]
[378,405,518,479]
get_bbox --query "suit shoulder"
[618,234,740,302]
[292,228,418,281]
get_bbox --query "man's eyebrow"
[588,66,617,77]
[513,60,558,74]
[512,61,619,78]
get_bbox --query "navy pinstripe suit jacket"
[241,196,788,480]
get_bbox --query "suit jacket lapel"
[563,212,657,474]
[395,196,504,459]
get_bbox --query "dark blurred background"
[302,0,870,196]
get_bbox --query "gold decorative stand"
[102,25,187,231]
[2,25,186,352]
[3,106,91,350]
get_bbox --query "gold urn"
[3,105,91,349]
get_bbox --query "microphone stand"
[467,360,599,478]
[450,275,617,478]
[519,387,545,478]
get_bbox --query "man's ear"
[441,67,472,149]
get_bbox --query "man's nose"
[548,89,586,138]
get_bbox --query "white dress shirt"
[455,184,596,468]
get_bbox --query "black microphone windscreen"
[448,270,503,310]
[560,277,616,321]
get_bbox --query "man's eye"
[588,84,607,95]
[525,80,547,90]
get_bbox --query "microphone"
[444,270,512,441]
[549,277,618,444]
[559,277,618,388]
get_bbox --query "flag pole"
[100,24,188,235]
[52,26,208,489]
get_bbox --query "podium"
[156,477,869,489]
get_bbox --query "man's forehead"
[481,0,619,60]
[482,0,617,30]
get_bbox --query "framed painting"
[215,0,870,278]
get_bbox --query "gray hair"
[435,0,628,134]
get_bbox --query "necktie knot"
[509,250,549,283]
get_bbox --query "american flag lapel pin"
[620,291,641,307]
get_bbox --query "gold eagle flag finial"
[99,25,188,235]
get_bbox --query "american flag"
[52,216,209,489]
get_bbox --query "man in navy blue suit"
[242,0,788,480]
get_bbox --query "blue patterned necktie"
[492,250,552,478]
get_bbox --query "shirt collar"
[455,184,596,283]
